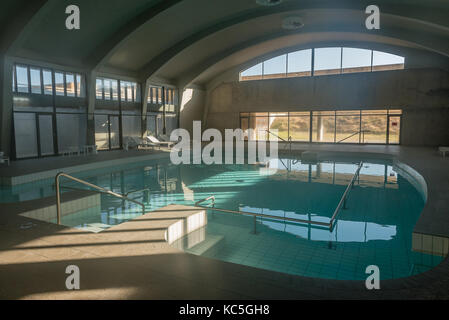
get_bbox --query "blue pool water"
[0,157,443,280]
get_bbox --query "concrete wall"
[204,68,449,146]
[180,87,206,135]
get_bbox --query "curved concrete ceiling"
[3,0,449,83]
[151,8,449,86]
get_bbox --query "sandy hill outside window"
[239,48,405,81]
[240,109,402,145]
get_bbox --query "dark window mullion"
[39,68,44,95]
[26,65,31,93]
[13,64,18,92]
[74,73,78,97]
[63,72,67,96]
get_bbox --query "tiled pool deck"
[0,145,449,299]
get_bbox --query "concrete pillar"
[316,115,323,142]
[85,71,96,145]
[141,79,150,137]
[0,56,14,157]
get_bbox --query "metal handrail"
[265,129,289,142]
[266,130,293,165]
[196,162,363,231]
[336,130,370,144]
[55,172,145,225]
[195,195,330,228]
[329,161,363,229]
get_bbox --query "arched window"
[239,47,405,81]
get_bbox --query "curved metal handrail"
[196,161,363,231]
[329,161,363,229]
[55,172,145,225]
[195,195,329,227]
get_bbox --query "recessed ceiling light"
[282,16,304,30]
[256,0,283,6]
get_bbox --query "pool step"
[188,233,225,256]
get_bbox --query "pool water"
[0,157,443,279]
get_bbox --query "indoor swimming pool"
[0,156,443,280]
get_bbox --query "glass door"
[13,112,55,158]
[14,113,39,158]
[388,116,401,144]
[37,114,55,156]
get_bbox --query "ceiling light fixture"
[282,16,304,30]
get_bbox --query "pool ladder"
[195,161,363,231]
[55,172,146,225]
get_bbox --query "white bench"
[439,147,449,158]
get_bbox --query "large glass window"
[342,48,372,74]
[95,115,110,150]
[372,51,405,71]
[16,66,29,93]
[54,72,65,96]
[96,77,138,102]
[76,74,82,97]
[157,88,163,104]
[263,55,287,79]
[268,112,289,141]
[166,114,177,136]
[361,110,387,143]
[335,110,361,143]
[14,113,38,158]
[249,112,269,140]
[287,49,312,77]
[111,80,118,101]
[122,115,142,142]
[240,47,405,81]
[43,70,53,95]
[127,83,134,102]
[30,68,42,94]
[314,47,342,76]
[241,109,401,145]
[103,79,111,100]
[146,114,157,136]
[65,73,75,97]
[57,113,87,153]
[312,111,335,142]
[96,79,103,99]
[289,111,310,141]
[240,63,263,81]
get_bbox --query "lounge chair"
[145,135,175,149]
